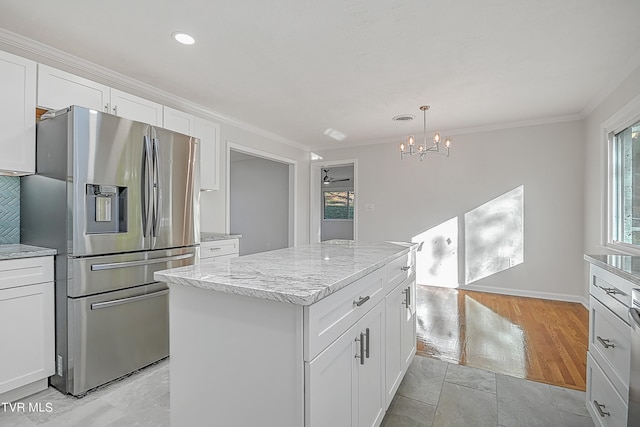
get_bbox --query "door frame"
[226,141,297,248]
[310,159,358,243]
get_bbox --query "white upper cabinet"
[163,106,194,135]
[37,65,162,126]
[0,50,36,175]
[194,117,220,191]
[37,64,110,112]
[110,89,162,126]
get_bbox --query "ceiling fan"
[323,169,350,185]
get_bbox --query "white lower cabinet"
[384,276,416,408]
[306,300,385,427]
[0,256,55,402]
[199,239,239,262]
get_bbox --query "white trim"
[310,159,358,243]
[311,114,583,151]
[0,28,308,152]
[600,93,640,251]
[460,283,588,308]
[226,141,298,247]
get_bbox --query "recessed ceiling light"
[172,32,195,45]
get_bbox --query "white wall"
[316,120,586,302]
[229,152,290,255]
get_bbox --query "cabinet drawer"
[385,251,415,292]
[586,353,627,427]
[200,240,239,260]
[304,267,384,361]
[591,275,631,325]
[0,256,54,290]
[589,296,630,400]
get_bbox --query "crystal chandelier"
[399,105,451,161]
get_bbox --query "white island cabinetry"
[156,241,417,427]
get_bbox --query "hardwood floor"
[415,285,589,391]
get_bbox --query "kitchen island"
[155,240,417,427]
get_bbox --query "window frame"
[604,94,640,254]
[322,189,355,221]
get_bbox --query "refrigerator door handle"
[141,133,153,237]
[151,135,161,237]
[90,289,169,310]
[90,252,195,271]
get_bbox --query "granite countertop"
[201,232,242,242]
[155,240,415,306]
[584,254,640,286]
[0,244,57,260]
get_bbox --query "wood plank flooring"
[415,285,589,391]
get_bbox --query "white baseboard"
[453,284,589,308]
[0,378,49,403]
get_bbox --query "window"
[611,119,640,246]
[323,190,355,220]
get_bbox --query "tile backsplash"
[0,176,20,244]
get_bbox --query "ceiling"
[1,0,640,149]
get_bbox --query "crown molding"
[0,28,309,152]
[311,113,584,152]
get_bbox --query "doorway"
[227,143,296,255]
[310,160,358,243]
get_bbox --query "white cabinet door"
[384,282,404,408]
[194,117,220,190]
[357,301,385,427]
[0,50,36,175]
[307,301,385,427]
[306,321,356,427]
[110,88,162,126]
[37,64,110,112]
[401,279,417,370]
[0,282,54,394]
[163,106,194,135]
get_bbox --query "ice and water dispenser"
[86,184,128,233]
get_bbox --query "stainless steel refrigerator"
[21,105,199,396]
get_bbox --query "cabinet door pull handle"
[113,105,118,116]
[355,333,365,365]
[593,400,610,417]
[406,286,411,308]
[400,265,410,271]
[604,287,618,295]
[209,247,222,251]
[104,103,109,112]
[596,336,615,349]
[365,328,370,359]
[353,296,370,307]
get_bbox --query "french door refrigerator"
[21,106,200,396]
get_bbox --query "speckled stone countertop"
[0,244,57,260]
[201,232,242,242]
[155,240,415,305]
[584,254,640,286]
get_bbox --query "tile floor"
[1,356,594,427]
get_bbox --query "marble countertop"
[0,244,57,260]
[155,240,415,305]
[584,254,640,286]
[201,232,242,242]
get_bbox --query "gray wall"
[229,151,290,255]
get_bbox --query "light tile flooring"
[1,356,594,427]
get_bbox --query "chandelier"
[399,105,451,161]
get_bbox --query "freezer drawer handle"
[91,289,169,310]
[91,253,195,271]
